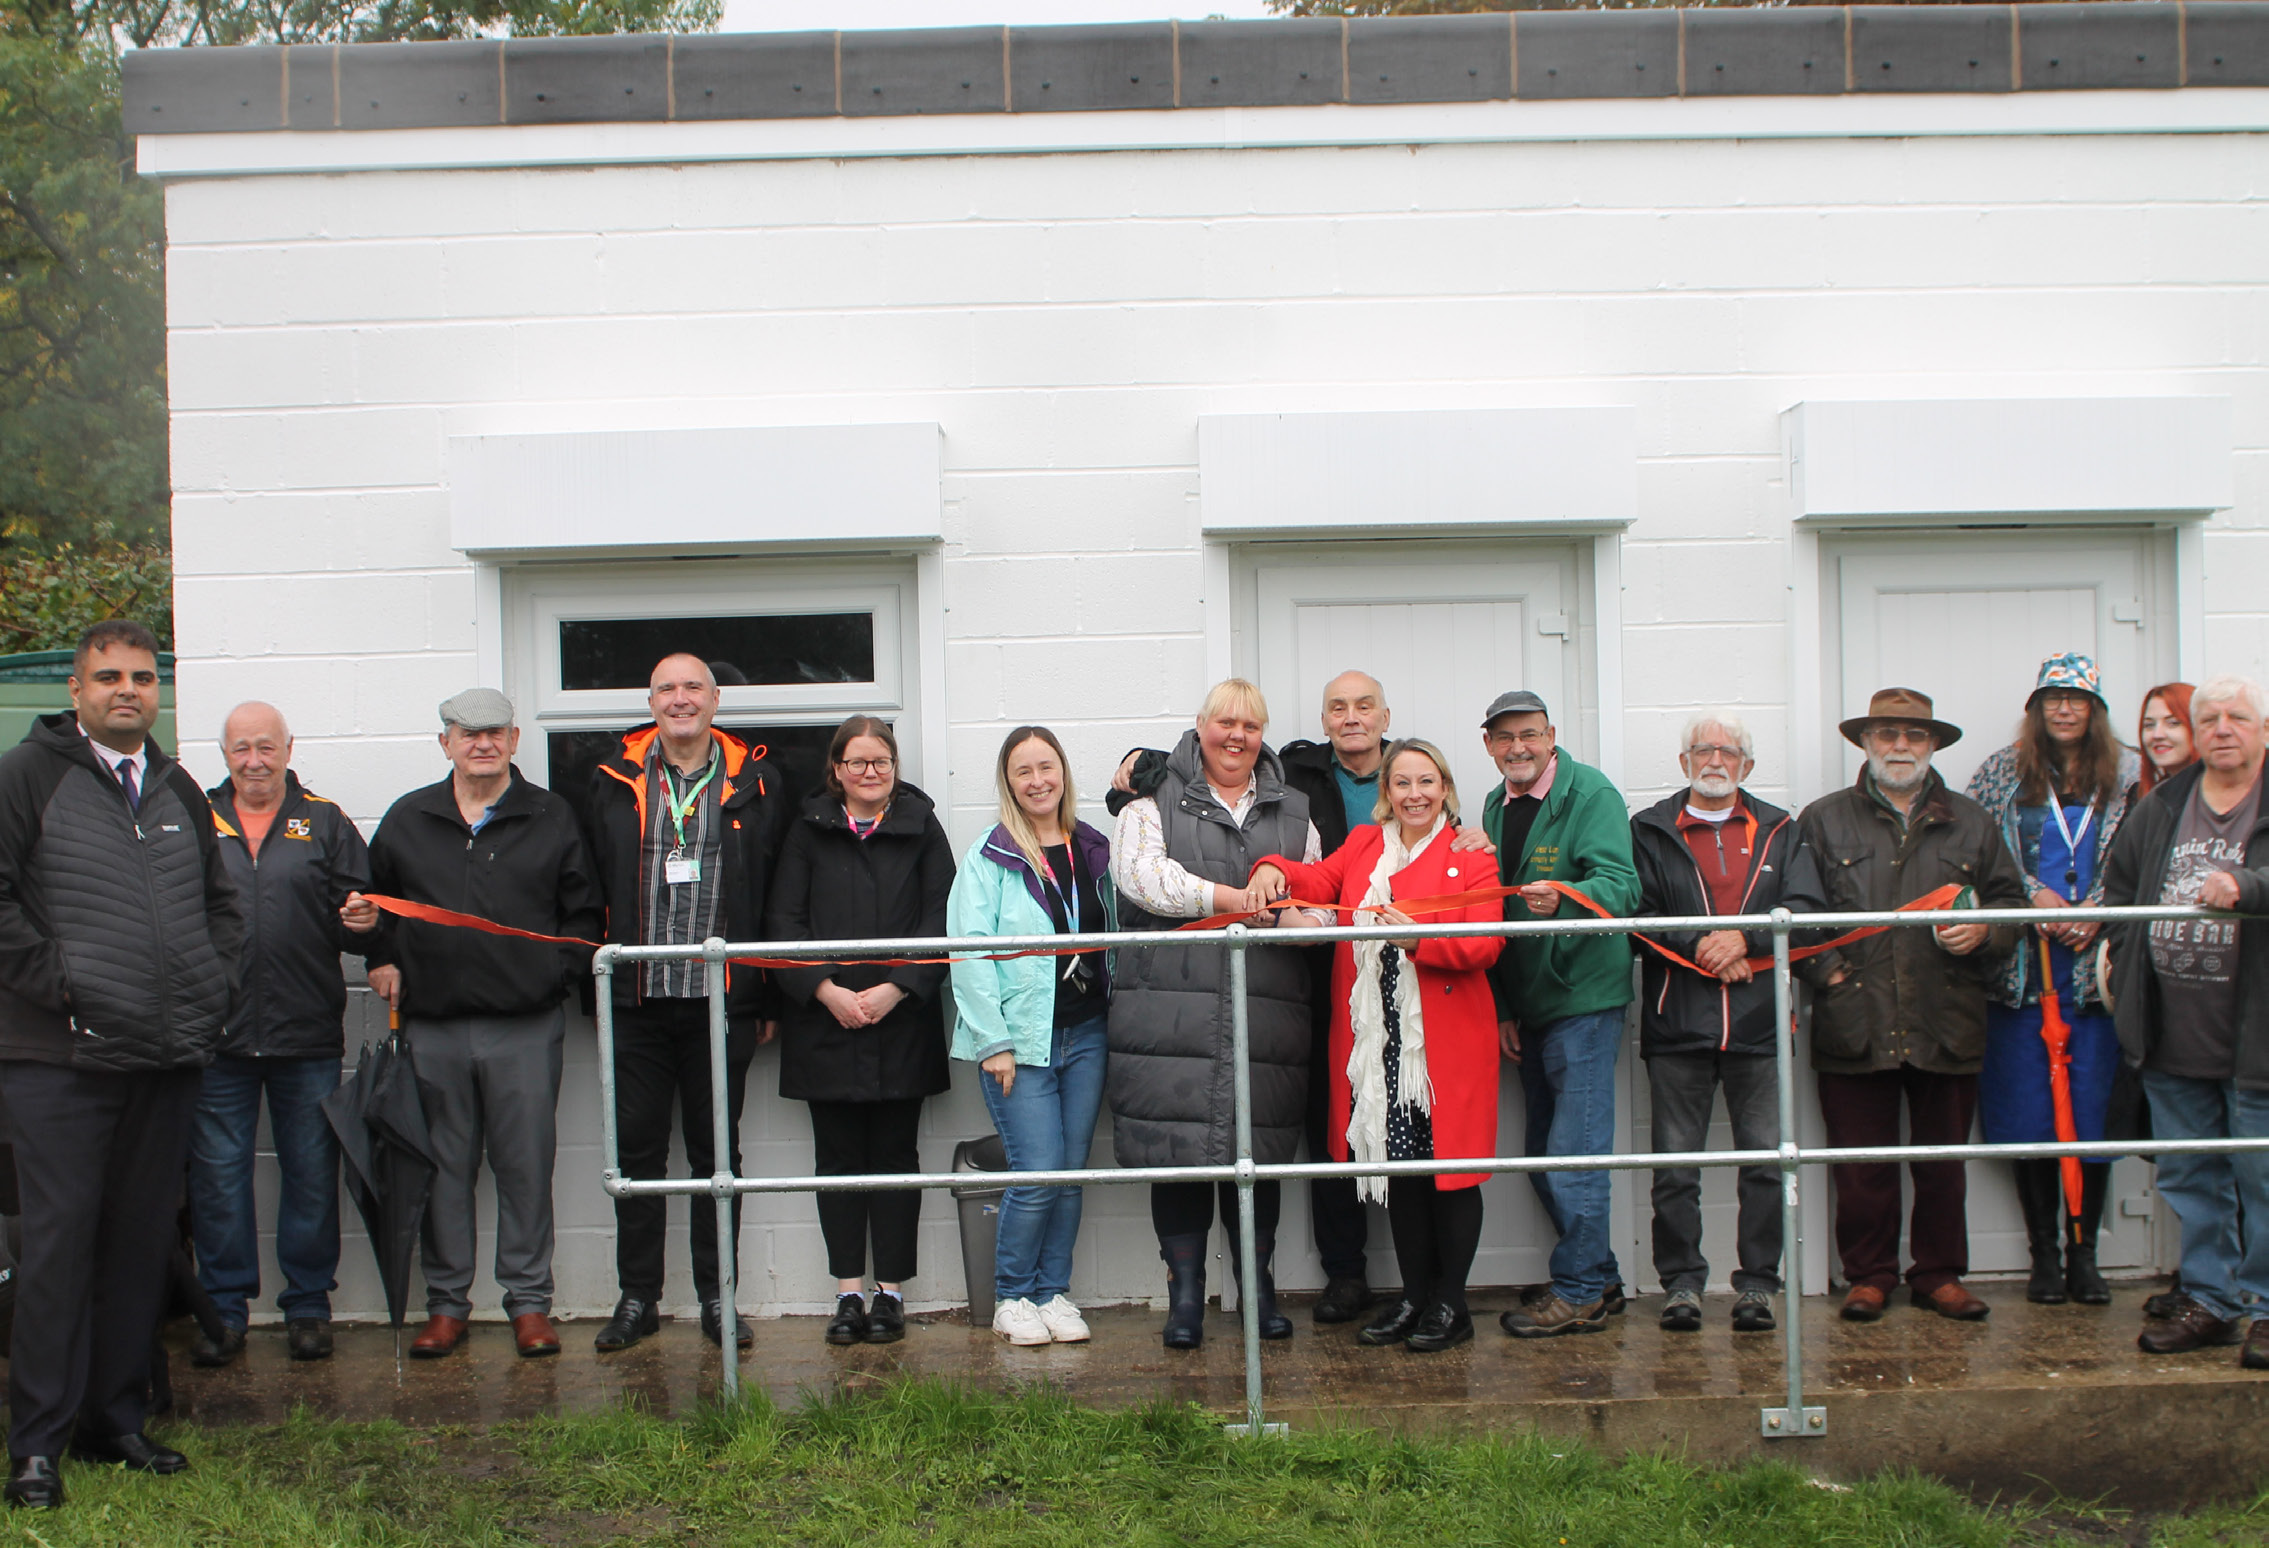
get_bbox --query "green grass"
[3,1380,2263,1546]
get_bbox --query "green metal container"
[0,651,177,754]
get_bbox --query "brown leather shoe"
[409,1314,467,1359]
[2242,1319,2269,1371]
[512,1312,561,1358]
[1913,1281,1991,1321]
[2139,1294,2243,1354]
[1839,1284,1887,1323]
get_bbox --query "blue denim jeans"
[2141,1068,2269,1322]
[1518,1008,1626,1305]
[978,1016,1109,1303]
[188,1054,344,1326]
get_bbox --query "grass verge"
[2,1379,2264,1546]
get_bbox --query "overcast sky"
[720,0,1274,31]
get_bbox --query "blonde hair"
[1371,739,1460,825]
[1197,677,1270,730]
[994,726,1080,873]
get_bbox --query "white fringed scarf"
[1343,815,1446,1205]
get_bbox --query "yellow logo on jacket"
[284,817,313,841]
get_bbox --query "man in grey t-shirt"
[2103,675,2269,1366]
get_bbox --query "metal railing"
[592,900,2256,1438]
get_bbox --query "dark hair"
[2015,693,2124,811]
[72,619,161,677]
[824,715,899,796]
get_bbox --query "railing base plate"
[1760,1405,1827,1438]
[1224,1422,1289,1439]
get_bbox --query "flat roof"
[122,3,2269,136]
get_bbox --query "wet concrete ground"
[161,1282,2269,1508]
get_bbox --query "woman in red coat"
[1250,739,1503,1353]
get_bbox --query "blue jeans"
[188,1055,343,1326]
[2142,1068,2269,1322]
[1518,1009,1625,1305]
[978,1016,1109,1303]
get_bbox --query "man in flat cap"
[1796,688,2027,1324]
[1480,690,1643,1340]
[341,689,602,1360]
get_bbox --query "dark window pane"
[559,615,875,692]
[544,723,845,836]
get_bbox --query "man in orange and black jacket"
[583,653,787,1355]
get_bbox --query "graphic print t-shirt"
[2148,773,2263,1079]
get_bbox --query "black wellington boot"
[1228,1232,1295,1340]
[1160,1234,1209,1350]
[2017,1161,2067,1305]
[2066,1164,2112,1306]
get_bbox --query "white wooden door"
[1831,530,2173,1279]
[1244,546,1597,1295]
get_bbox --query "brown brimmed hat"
[1839,686,1963,749]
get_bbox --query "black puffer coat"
[765,784,955,1104]
[0,713,244,1071]
[1107,731,1314,1168]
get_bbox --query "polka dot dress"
[1379,947,1436,1163]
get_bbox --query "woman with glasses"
[947,726,1115,1346]
[767,715,956,1345]
[1965,653,2139,1306]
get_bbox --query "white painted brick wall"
[161,119,2269,1321]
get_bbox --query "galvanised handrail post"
[593,945,624,1200]
[1224,923,1271,1438]
[706,938,739,1402]
[1761,908,1821,1438]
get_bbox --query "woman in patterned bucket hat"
[1965,652,2139,1307]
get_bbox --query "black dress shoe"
[1356,1299,1424,1347]
[824,1293,870,1346]
[1403,1303,1474,1354]
[71,1431,188,1475]
[190,1324,245,1368]
[287,1318,335,1361]
[701,1300,754,1350]
[4,1456,62,1509]
[863,1292,906,1344]
[1312,1276,1376,1325]
[595,1297,660,1353]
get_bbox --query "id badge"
[665,854,701,886]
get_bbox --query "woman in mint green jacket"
[948,726,1116,1347]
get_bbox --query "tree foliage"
[0,534,170,649]
[0,0,717,556]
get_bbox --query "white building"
[127,5,2269,1323]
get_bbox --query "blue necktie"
[117,758,139,812]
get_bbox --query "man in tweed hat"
[341,689,602,1361]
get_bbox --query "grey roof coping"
[121,4,2269,137]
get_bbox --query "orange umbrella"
[2036,936,2086,1236]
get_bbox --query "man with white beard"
[1795,690,2030,1324]
[1628,712,1828,1335]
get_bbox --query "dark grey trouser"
[1647,1050,1783,1295]
[405,1009,565,1319]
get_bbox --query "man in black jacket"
[1630,713,1826,1337]
[187,702,370,1368]
[341,688,601,1362]
[584,654,784,1354]
[1112,670,1401,1322]
[2102,675,2269,1365]
[0,620,244,1507]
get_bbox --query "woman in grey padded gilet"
[1107,679,1327,1348]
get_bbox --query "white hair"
[2192,675,2269,720]
[221,701,292,744]
[1680,709,1754,760]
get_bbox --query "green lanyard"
[662,756,719,855]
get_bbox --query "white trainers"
[992,1297,1052,1346]
[1035,1295,1091,1343]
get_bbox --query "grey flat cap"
[1481,689,1551,727]
[438,687,515,730]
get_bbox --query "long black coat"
[765,784,954,1104]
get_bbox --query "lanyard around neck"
[2046,796,2094,898]
[1038,841,1081,935]
[661,755,718,852]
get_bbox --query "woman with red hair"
[2137,684,2198,797]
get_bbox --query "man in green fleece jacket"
[1478,690,1641,1339]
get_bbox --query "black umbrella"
[323,1021,437,1354]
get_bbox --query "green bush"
[0,538,172,653]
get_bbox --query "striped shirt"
[641,745,726,999]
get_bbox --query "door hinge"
[1536,613,1570,638]
[2112,601,2144,628]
